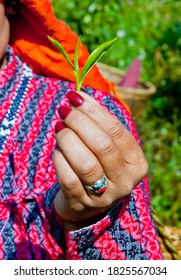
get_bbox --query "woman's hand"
[53,91,148,231]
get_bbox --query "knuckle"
[134,148,148,170]
[62,177,79,191]
[107,121,125,138]
[70,111,84,127]
[85,102,99,116]
[63,129,73,139]
[127,150,141,165]
[126,157,148,189]
[96,135,115,157]
[58,129,73,145]
[116,175,135,196]
[78,159,98,178]
[139,156,149,177]
[118,182,134,197]
[126,146,146,167]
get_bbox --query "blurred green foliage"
[52,0,181,227]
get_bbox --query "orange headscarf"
[9,0,127,108]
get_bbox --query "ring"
[84,174,107,194]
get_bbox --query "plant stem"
[74,70,80,91]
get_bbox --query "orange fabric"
[9,0,128,110]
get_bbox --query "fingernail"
[58,105,72,120]
[67,91,84,107]
[55,121,66,133]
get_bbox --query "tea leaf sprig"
[48,35,117,91]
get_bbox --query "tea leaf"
[79,37,118,87]
[74,35,81,71]
[48,36,75,70]
[48,35,117,91]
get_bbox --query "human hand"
[53,91,148,231]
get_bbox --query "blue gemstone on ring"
[84,174,107,194]
[97,182,103,188]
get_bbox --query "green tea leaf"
[48,36,75,70]
[74,35,81,71]
[79,37,118,87]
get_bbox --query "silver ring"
[84,174,107,194]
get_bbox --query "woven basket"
[151,208,181,260]
[97,62,156,119]
[159,226,181,260]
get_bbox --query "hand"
[53,91,148,231]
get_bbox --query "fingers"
[53,147,90,212]
[67,91,138,155]
[53,146,121,219]
[67,91,148,180]
[57,105,124,182]
[53,147,85,202]
[53,133,118,210]
[53,90,149,224]
[54,90,148,195]
[54,124,104,186]
[57,91,147,183]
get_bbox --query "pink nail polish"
[55,121,66,133]
[58,105,72,120]
[67,91,84,107]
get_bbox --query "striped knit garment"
[0,46,163,260]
